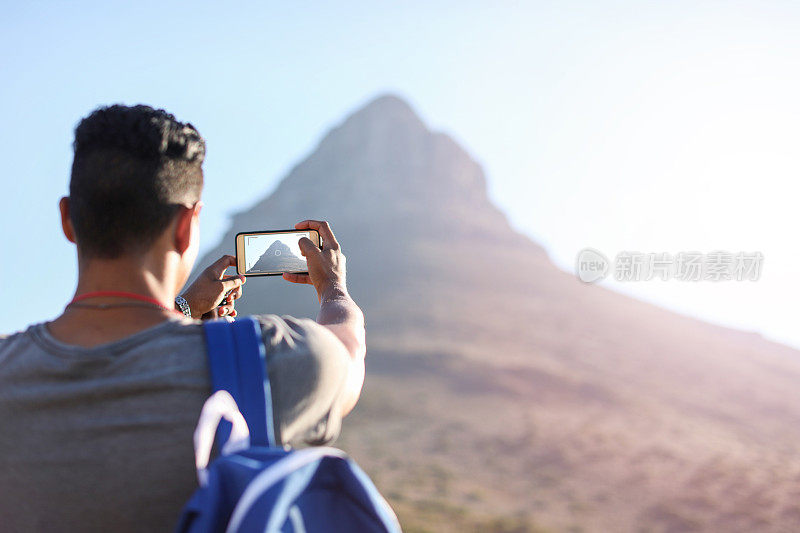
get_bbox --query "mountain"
[248,238,305,274]
[195,95,800,532]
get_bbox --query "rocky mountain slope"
[196,95,800,532]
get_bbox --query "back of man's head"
[70,104,205,259]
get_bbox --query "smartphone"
[235,229,321,276]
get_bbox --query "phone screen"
[241,231,312,275]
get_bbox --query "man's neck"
[73,253,179,308]
[47,253,185,348]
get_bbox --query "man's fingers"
[208,255,237,279]
[295,220,339,250]
[223,287,242,304]
[282,272,313,285]
[220,275,245,293]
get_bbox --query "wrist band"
[175,296,192,318]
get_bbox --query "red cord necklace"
[68,291,183,316]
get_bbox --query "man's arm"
[283,220,366,416]
[316,283,366,416]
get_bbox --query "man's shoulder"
[253,313,316,335]
[251,314,344,354]
[0,325,37,359]
[0,324,34,342]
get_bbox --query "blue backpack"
[175,317,401,533]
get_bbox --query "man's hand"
[181,255,245,319]
[282,220,346,302]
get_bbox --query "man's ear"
[59,197,76,244]
[174,203,202,254]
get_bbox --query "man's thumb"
[297,237,321,258]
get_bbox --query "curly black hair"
[69,104,205,258]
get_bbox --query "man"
[0,105,366,531]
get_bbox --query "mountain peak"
[345,93,423,125]
[325,93,428,143]
[358,92,418,113]
[228,92,524,249]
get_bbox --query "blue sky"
[1,1,798,349]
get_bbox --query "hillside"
[196,95,800,532]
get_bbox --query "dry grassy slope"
[196,95,800,532]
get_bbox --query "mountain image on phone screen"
[244,233,308,274]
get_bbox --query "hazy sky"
[1,1,797,349]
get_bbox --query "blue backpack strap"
[204,320,240,402]
[231,317,276,447]
[203,317,277,447]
